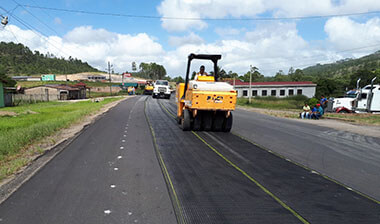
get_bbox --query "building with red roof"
[227,80,317,98]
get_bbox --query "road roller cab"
[176,53,237,132]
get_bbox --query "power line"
[0,6,74,59]
[22,4,380,21]
[6,25,20,43]
[13,0,60,36]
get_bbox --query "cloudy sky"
[1,0,380,77]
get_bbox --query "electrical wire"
[22,4,380,21]
[0,6,74,59]
[13,0,60,36]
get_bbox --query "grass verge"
[324,113,380,126]
[237,95,309,110]
[0,97,122,181]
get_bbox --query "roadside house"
[24,83,87,101]
[229,80,317,98]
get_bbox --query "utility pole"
[64,66,67,84]
[249,69,252,104]
[108,61,112,95]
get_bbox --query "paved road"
[156,98,379,223]
[0,96,177,224]
[1,95,379,224]
[233,108,380,201]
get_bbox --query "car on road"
[153,80,171,99]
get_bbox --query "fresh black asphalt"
[1,95,379,224]
[159,98,380,223]
[0,96,176,224]
[233,108,380,201]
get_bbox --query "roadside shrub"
[307,98,319,106]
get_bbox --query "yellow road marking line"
[192,131,310,224]
[158,100,309,223]
[160,100,380,205]
[233,132,380,205]
[144,98,186,224]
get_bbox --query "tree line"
[0,42,99,75]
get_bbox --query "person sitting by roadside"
[315,103,324,119]
[310,106,317,119]
[300,103,311,119]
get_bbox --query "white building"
[229,80,317,98]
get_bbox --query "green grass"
[0,98,121,179]
[324,113,380,125]
[237,95,309,110]
[17,81,122,88]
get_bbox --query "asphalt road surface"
[0,95,379,224]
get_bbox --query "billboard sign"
[41,74,56,81]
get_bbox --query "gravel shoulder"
[238,106,380,138]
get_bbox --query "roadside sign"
[41,74,56,81]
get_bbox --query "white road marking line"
[120,147,124,149]
[104,210,111,214]
[123,135,127,137]
[122,140,126,142]
[114,167,119,171]
[311,170,318,174]
[117,156,122,159]
[110,185,116,188]
[128,212,133,216]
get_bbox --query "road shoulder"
[237,106,380,138]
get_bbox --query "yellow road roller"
[176,54,237,132]
[144,81,154,95]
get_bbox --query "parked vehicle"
[332,90,358,113]
[353,77,380,113]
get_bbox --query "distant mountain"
[0,41,99,75]
[302,50,380,78]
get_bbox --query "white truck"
[332,90,358,113]
[152,80,171,99]
[353,77,380,113]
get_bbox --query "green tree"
[172,76,184,83]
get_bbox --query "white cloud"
[157,0,380,32]
[168,32,204,47]
[0,25,165,73]
[325,17,380,55]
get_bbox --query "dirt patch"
[0,111,17,117]
[238,106,380,138]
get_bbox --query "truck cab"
[354,84,380,113]
[153,80,171,99]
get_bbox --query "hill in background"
[302,51,380,78]
[0,42,99,75]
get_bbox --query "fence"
[6,93,60,106]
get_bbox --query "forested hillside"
[0,42,99,75]
[302,51,380,77]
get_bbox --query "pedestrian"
[320,95,328,111]
[301,103,311,119]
